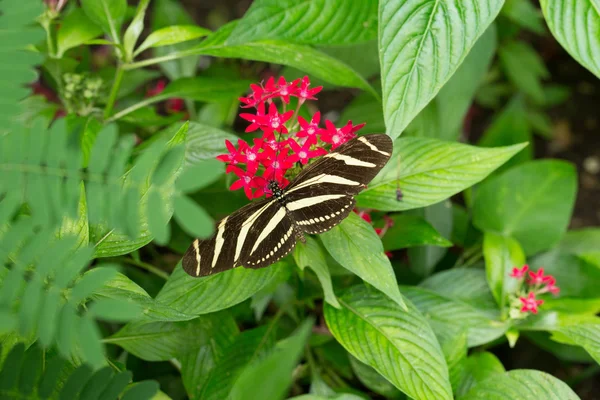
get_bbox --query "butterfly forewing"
[182,134,393,278]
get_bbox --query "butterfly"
[182,133,393,277]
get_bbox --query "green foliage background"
[0,0,599,399]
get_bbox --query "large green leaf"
[320,213,405,309]
[459,370,580,400]
[456,352,505,398]
[540,0,600,79]
[105,313,238,362]
[81,0,126,43]
[228,0,377,45]
[91,272,195,322]
[472,160,577,256]
[293,236,340,308]
[348,356,403,399]
[483,232,526,311]
[156,262,283,315]
[379,0,504,138]
[154,21,374,95]
[357,137,526,211]
[229,320,313,400]
[382,214,452,251]
[324,285,452,400]
[553,322,600,364]
[56,8,104,57]
[402,286,506,347]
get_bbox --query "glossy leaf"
[382,214,452,251]
[554,322,600,364]
[156,262,283,315]
[176,159,224,193]
[348,356,403,399]
[56,8,104,57]
[402,286,506,347]
[80,0,126,42]
[185,122,239,165]
[123,0,150,60]
[136,25,212,56]
[229,320,313,400]
[293,236,340,308]
[229,0,377,45]
[540,0,600,78]
[379,0,504,138]
[325,285,452,400]
[456,352,505,398]
[473,160,577,256]
[459,370,579,400]
[483,232,526,310]
[357,137,527,211]
[173,194,214,239]
[320,213,405,309]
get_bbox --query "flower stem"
[104,65,125,120]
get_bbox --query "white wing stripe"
[286,174,360,193]
[286,194,346,211]
[193,240,201,276]
[234,201,273,263]
[250,207,287,254]
[358,136,390,156]
[324,153,376,167]
[211,216,228,269]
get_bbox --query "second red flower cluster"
[509,265,559,314]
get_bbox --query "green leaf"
[498,41,549,103]
[184,122,239,165]
[478,97,533,171]
[56,8,104,57]
[320,213,405,310]
[106,313,237,361]
[553,322,600,365]
[357,137,527,211]
[339,93,386,134]
[201,325,277,400]
[173,194,213,239]
[88,298,143,322]
[540,0,600,79]
[293,236,340,308]
[176,159,224,193]
[91,272,196,322]
[156,262,283,315]
[402,285,506,347]
[501,0,546,34]
[348,356,403,399]
[228,0,377,45]
[229,320,313,400]
[473,160,577,255]
[324,285,452,400]
[123,0,150,60]
[379,0,504,138]
[135,25,212,56]
[483,232,526,310]
[184,21,374,94]
[91,224,153,258]
[382,214,452,251]
[121,381,160,400]
[459,370,580,400]
[81,0,127,43]
[456,352,505,398]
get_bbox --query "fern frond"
[0,0,44,129]
[0,215,143,367]
[0,343,160,399]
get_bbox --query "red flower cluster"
[218,76,366,199]
[354,209,394,257]
[509,264,559,315]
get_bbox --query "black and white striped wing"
[182,199,297,277]
[285,134,392,234]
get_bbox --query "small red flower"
[227,165,260,200]
[147,80,166,97]
[320,120,365,149]
[258,102,294,134]
[272,76,299,104]
[240,102,267,132]
[528,267,553,285]
[297,112,322,145]
[544,277,560,295]
[510,264,529,279]
[288,139,326,165]
[296,76,322,103]
[239,82,267,108]
[519,292,544,314]
[216,139,248,165]
[354,210,372,224]
[166,98,185,113]
[262,148,296,182]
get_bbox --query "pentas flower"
[217,76,365,200]
[507,264,559,318]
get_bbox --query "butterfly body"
[182,134,393,277]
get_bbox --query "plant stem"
[106,96,160,122]
[104,65,125,120]
[124,53,185,70]
[122,258,169,280]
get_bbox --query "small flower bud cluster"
[62,73,103,116]
[508,265,559,317]
[217,76,365,200]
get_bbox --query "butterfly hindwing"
[287,194,356,234]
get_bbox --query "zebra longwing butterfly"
[182,133,393,277]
